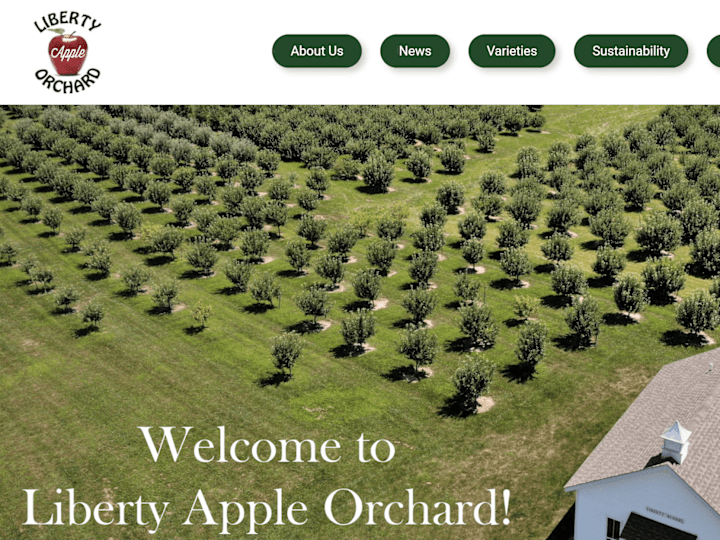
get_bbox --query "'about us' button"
[381,35,450,67]
[273,35,362,67]
[575,35,688,67]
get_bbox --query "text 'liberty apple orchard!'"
[22,427,513,535]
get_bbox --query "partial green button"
[708,36,720,67]
[575,35,687,67]
[381,35,450,67]
[273,35,361,67]
[469,35,555,67]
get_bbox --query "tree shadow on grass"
[68,205,92,215]
[243,302,273,315]
[37,231,58,239]
[285,320,323,334]
[146,255,174,267]
[503,318,525,328]
[444,336,474,353]
[534,263,555,274]
[4,206,20,213]
[257,371,291,387]
[108,231,132,242]
[392,317,418,329]
[580,239,602,251]
[33,185,53,194]
[276,269,305,278]
[124,195,144,204]
[437,394,475,418]
[73,325,99,338]
[133,245,154,256]
[382,365,427,383]
[19,218,40,225]
[488,250,503,261]
[541,294,570,309]
[603,312,636,326]
[330,344,367,358]
[183,325,205,336]
[146,306,173,316]
[501,362,536,383]
[141,206,166,215]
[354,185,388,195]
[26,287,51,296]
[88,218,111,227]
[215,286,241,296]
[343,300,372,312]
[588,276,614,289]
[627,249,650,263]
[490,278,522,291]
[660,330,709,348]
[686,261,715,280]
[648,293,678,307]
[180,269,211,280]
[400,176,429,185]
[113,288,142,299]
[85,272,109,282]
[552,333,585,352]
[444,300,462,310]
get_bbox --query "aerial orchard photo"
[2,104,720,538]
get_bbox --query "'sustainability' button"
[381,35,450,67]
[469,35,555,67]
[708,36,720,67]
[575,35,687,67]
[273,35,361,67]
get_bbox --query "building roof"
[565,347,720,513]
[620,512,697,540]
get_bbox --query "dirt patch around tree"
[317,320,332,332]
[468,266,486,274]
[386,270,398,278]
[423,319,434,328]
[373,298,389,311]
[437,253,447,261]
[476,396,496,413]
[328,283,346,293]
[519,280,530,289]
[261,256,275,264]
[346,256,358,264]
[172,303,187,313]
[700,332,717,345]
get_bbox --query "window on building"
[607,518,621,539]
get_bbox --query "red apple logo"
[48,29,87,75]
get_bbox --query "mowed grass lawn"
[1,105,716,539]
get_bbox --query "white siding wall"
[572,466,720,540]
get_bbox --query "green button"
[273,35,361,67]
[380,35,450,67]
[575,35,687,67]
[708,36,720,67]
[469,35,555,67]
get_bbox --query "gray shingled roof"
[565,347,720,513]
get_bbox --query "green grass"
[0,105,716,539]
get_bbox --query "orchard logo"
[34,12,102,93]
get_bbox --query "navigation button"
[469,35,555,67]
[708,36,720,67]
[273,35,361,67]
[575,35,687,67]
[381,35,450,68]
